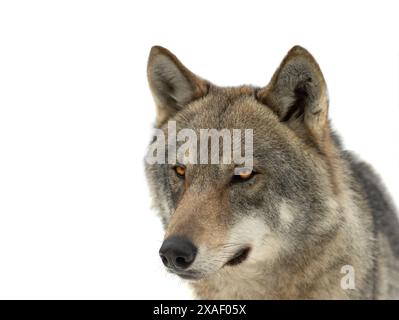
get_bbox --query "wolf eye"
[232,169,256,183]
[174,165,186,178]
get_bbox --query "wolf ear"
[147,46,209,126]
[257,46,329,141]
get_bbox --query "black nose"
[159,236,197,270]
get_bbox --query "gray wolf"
[145,45,399,299]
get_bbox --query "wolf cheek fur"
[145,45,399,299]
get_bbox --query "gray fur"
[145,45,399,299]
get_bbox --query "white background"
[0,0,398,299]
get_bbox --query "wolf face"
[145,45,349,285]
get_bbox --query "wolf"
[145,45,399,299]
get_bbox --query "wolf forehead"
[153,88,301,170]
[147,84,282,165]
[165,86,279,130]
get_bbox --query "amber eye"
[174,165,186,177]
[232,168,256,183]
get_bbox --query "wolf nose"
[159,236,197,270]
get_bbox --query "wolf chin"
[145,45,399,299]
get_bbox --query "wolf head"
[145,46,342,281]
